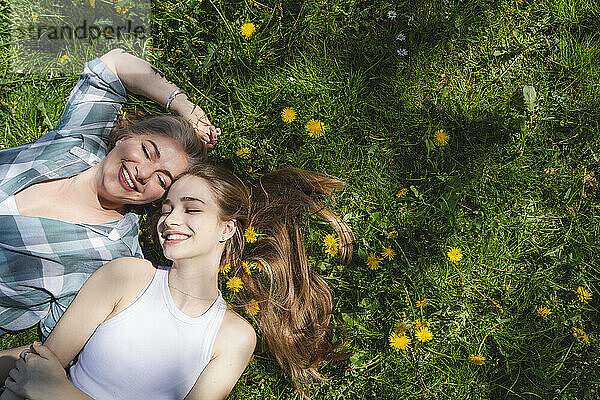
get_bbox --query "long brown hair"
[186,164,354,386]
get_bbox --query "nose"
[159,209,182,232]
[135,161,155,184]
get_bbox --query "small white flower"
[396,33,406,41]
[387,10,397,19]
[397,48,408,56]
[408,15,414,26]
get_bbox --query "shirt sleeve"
[52,58,128,144]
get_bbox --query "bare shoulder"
[100,258,157,317]
[93,257,156,297]
[97,257,155,281]
[212,308,257,360]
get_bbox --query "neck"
[168,256,220,300]
[73,164,126,214]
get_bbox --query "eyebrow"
[181,196,205,204]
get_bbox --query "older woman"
[0,50,218,356]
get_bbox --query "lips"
[162,231,191,245]
[119,164,137,192]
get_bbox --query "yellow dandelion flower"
[576,286,592,303]
[389,332,411,351]
[226,276,244,292]
[469,354,486,365]
[242,261,252,275]
[246,299,260,316]
[582,332,590,345]
[387,231,398,239]
[325,245,338,257]
[572,327,590,346]
[219,263,231,274]
[244,226,258,243]
[324,233,338,249]
[305,119,324,138]
[281,108,297,123]
[416,298,429,308]
[236,147,251,159]
[381,246,396,261]
[413,319,429,330]
[253,262,263,272]
[433,129,450,146]
[59,54,69,64]
[447,247,463,263]
[396,188,408,197]
[537,306,552,317]
[114,4,131,13]
[366,253,382,270]
[415,326,433,342]
[240,22,256,39]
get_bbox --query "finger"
[30,342,51,360]
[208,126,217,142]
[19,350,31,362]
[15,358,25,370]
[5,376,17,392]
[8,368,20,382]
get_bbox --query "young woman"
[1,165,354,399]
[0,49,218,362]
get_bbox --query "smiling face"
[98,134,189,208]
[157,175,236,262]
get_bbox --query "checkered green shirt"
[0,58,143,340]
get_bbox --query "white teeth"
[167,234,188,240]
[122,166,135,189]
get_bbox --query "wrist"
[168,92,191,115]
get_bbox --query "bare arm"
[2,258,153,400]
[184,311,256,400]
[99,49,220,147]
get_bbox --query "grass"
[1,0,599,398]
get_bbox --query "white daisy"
[397,48,408,56]
[387,10,397,19]
[396,33,406,41]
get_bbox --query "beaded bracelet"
[165,89,185,111]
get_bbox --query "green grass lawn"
[1,0,599,398]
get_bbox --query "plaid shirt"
[0,58,143,340]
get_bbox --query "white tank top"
[68,266,227,400]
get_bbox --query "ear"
[221,219,237,241]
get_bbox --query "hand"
[170,94,222,150]
[4,343,69,400]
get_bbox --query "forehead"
[165,175,216,204]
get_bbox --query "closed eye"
[157,174,167,189]
[142,144,150,159]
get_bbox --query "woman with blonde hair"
[0,49,218,364]
[1,164,354,399]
